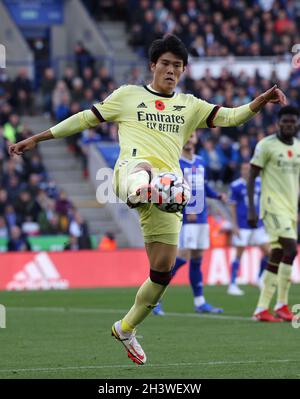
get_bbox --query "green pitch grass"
[1,284,300,379]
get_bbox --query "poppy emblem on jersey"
[155,100,165,111]
[288,150,293,158]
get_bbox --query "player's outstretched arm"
[211,85,287,128]
[249,84,287,112]
[9,130,53,156]
[9,110,99,156]
[247,164,261,228]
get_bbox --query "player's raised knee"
[150,269,172,286]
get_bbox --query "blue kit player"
[228,162,269,295]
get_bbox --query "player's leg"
[189,248,204,307]
[253,214,297,322]
[172,223,192,276]
[153,237,190,316]
[252,226,270,286]
[113,159,156,208]
[112,205,181,364]
[187,223,223,313]
[123,241,177,325]
[126,162,154,206]
[228,245,245,295]
[189,248,224,314]
[274,236,297,321]
[112,241,177,364]
[152,247,189,315]
[172,249,189,275]
[253,246,283,322]
[257,242,270,287]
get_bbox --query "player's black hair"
[148,34,188,66]
[278,105,300,118]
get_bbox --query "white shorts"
[179,223,210,250]
[232,226,269,247]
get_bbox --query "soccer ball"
[151,172,191,213]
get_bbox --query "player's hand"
[8,138,36,156]
[247,208,258,228]
[218,193,227,203]
[262,85,287,105]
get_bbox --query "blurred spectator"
[3,114,22,143]
[12,68,33,114]
[7,225,31,251]
[0,70,12,103]
[69,211,92,249]
[26,173,42,197]
[71,77,85,104]
[98,231,117,250]
[0,216,8,238]
[25,154,47,180]
[0,127,8,172]
[21,216,40,236]
[4,204,17,228]
[79,128,101,176]
[63,66,76,90]
[38,198,64,235]
[82,67,95,87]
[80,88,96,109]
[216,136,238,183]
[0,189,8,215]
[14,190,41,225]
[55,190,74,231]
[199,138,225,183]
[52,80,70,116]
[54,94,70,122]
[6,175,23,202]
[0,102,13,126]
[41,67,57,115]
[74,42,95,77]
[97,66,115,91]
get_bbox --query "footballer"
[9,34,286,365]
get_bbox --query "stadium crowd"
[84,0,300,59]
[0,67,94,250]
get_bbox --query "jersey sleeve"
[192,98,216,128]
[91,85,128,123]
[205,182,219,199]
[193,98,256,129]
[250,139,269,169]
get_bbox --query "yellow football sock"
[121,278,167,331]
[257,270,278,310]
[276,262,292,306]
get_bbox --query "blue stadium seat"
[97,143,120,168]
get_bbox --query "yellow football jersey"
[92,84,216,173]
[251,134,300,221]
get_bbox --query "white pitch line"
[0,359,299,374]
[7,307,252,321]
